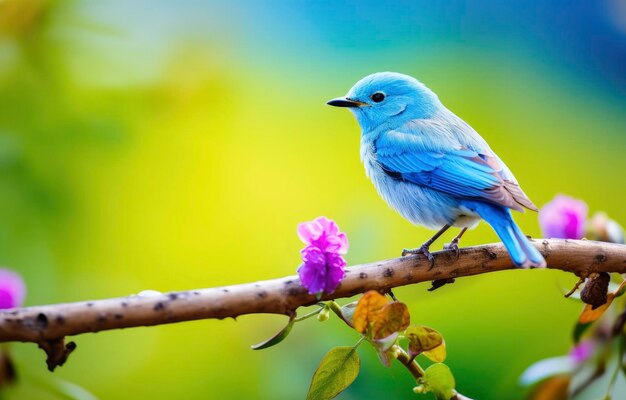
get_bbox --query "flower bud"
[588,212,625,244]
[317,306,330,322]
[413,385,426,394]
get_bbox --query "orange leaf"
[353,291,388,334]
[372,302,410,340]
[578,279,626,324]
[530,376,570,400]
[579,293,615,324]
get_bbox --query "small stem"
[294,305,325,322]
[564,276,586,298]
[393,345,424,380]
[328,301,354,328]
[353,336,366,349]
[605,360,620,399]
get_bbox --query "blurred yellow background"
[2,0,626,398]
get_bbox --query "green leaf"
[422,363,456,400]
[619,334,626,378]
[573,321,593,343]
[307,347,360,400]
[251,316,295,350]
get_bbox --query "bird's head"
[327,72,441,132]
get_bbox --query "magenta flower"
[539,195,588,239]
[297,217,348,295]
[569,340,594,365]
[0,268,26,309]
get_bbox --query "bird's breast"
[360,142,376,178]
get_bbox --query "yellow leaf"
[424,340,447,363]
[353,291,388,334]
[372,302,410,340]
[405,326,444,358]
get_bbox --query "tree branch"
[1,239,625,369]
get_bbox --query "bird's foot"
[443,241,461,260]
[402,244,434,268]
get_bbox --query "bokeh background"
[1,0,626,399]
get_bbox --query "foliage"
[254,290,460,399]
[521,202,626,399]
[306,347,360,400]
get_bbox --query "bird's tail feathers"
[464,201,546,269]
[508,219,546,268]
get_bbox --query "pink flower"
[297,216,348,254]
[539,195,588,239]
[569,340,594,365]
[297,217,348,295]
[0,269,26,309]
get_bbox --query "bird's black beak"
[326,97,367,108]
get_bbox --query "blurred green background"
[2,0,626,398]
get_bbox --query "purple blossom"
[297,217,348,295]
[569,340,594,365]
[0,268,26,309]
[539,195,588,239]
[297,216,348,254]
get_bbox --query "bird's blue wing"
[374,130,537,212]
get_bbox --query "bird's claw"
[443,241,461,260]
[402,245,435,268]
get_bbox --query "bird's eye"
[371,92,385,103]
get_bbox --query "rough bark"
[1,239,625,370]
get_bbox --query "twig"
[1,239,625,370]
[564,276,586,298]
[394,345,424,380]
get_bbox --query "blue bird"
[327,72,545,268]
